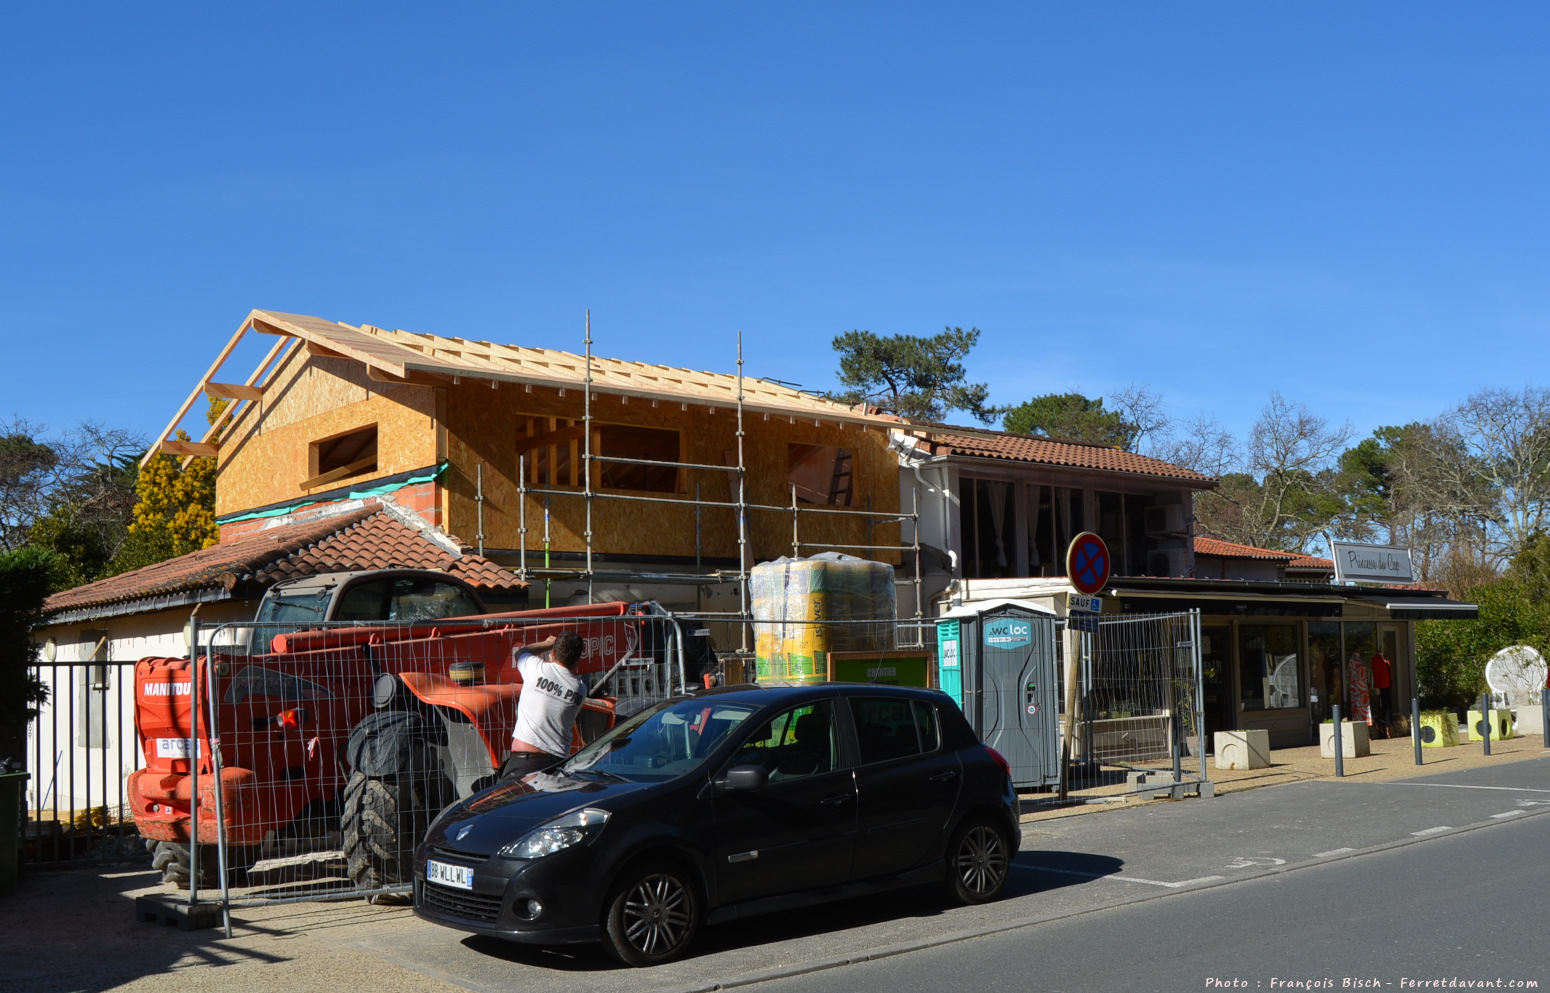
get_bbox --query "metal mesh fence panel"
[1056,610,1206,795]
[123,609,688,914]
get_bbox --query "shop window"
[1238,624,1301,711]
[305,425,378,489]
[787,445,853,506]
[1308,621,1342,723]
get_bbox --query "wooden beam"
[182,336,295,468]
[366,365,451,387]
[516,425,585,455]
[141,316,253,468]
[298,456,377,491]
[159,439,218,458]
[203,381,265,402]
[306,341,346,359]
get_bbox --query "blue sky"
[3,3,1548,458]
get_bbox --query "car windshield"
[561,697,760,783]
[254,588,332,625]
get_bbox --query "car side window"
[334,580,389,621]
[728,700,837,782]
[851,697,937,765]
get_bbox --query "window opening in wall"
[305,424,378,489]
[518,417,582,487]
[1097,491,1126,574]
[599,424,679,493]
[961,477,1016,579]
[519,417,680,493]
[78,630,111,749]
[787,445,854,506]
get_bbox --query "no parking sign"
[1065,532,1111,595]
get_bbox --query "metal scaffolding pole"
[584,310,595,604]
[736,333,749,652]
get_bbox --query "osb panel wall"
[215,349,438,517]
[443,385,901,566]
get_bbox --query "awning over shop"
[1111,589,1345,618]
[1350,596,1480,621]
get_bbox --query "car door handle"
[820,793,854,806]
[929,771,959,783]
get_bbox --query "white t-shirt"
[511,650,588,758]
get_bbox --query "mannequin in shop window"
[1369,650,1393,734]
[1345,651,1373,727]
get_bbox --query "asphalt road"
[757,779,1550,993]
[3,756,1547,993]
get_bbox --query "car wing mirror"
[718,764,768,793]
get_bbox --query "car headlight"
[499,807,611,859]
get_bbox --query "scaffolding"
[510,315,924,650]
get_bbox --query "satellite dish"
[1484,646,1547,705]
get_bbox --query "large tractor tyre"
[341,709,456,899]
[341,770,447,896]
[145,839,255,891]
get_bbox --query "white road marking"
[1411,826,1453,837]
[1379,782,1550,794]
[1224,856,1286,869]
[1313,847,1356,858]
[1491,810,1528,819]
[1015,865,1225,888]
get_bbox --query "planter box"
[1214,730,1270,770]
[1419,712,1459,748]
[1466,708,1513,741]
[1320,721,1370,758]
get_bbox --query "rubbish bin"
[0,772,28,897]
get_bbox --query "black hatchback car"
[413,683,1020,965]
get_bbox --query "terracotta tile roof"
[44,508,523,616]
[1193,537,1297,561]
[917,431,1215,484]
[249,310,898,429]
[1193,537,1334,569]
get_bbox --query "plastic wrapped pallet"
[751,552,896,683]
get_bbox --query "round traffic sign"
[1066,531,1111,595]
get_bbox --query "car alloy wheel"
[604,865,700,965]
[948,821,1010,903]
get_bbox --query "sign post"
[1061,533,1110,803]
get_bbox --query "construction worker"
[500,631,588,781]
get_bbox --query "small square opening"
[305,425,378,489]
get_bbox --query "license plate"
[426,859,474,890]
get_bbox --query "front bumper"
[413,844,606,945]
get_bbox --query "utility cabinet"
[937,601,1060,789]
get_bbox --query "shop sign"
[1330,541,1415,584]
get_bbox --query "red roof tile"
[921,432,1215,484]
[1193,537,1297,561]
[1193,537,1334,569]
[45,507,523,615]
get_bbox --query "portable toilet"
[936,599,1060,790]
